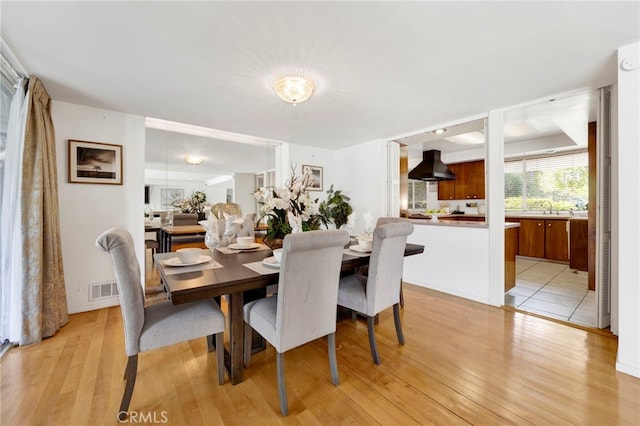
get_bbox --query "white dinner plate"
[349,245,372,253]
[262,256,281,268]
[163,255,211,267]
[228,243,261,251]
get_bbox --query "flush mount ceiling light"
[274,76,315,106]
[184,155,204,166]
[432,128,447,135]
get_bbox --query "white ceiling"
[2,1,638,175]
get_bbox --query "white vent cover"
[89,282,118,301]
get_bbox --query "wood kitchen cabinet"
[518,218,569,261]
[437,160,485,200]
[437,163,459,200]
[569,219,588,271]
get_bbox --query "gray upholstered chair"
[373,216,410,307]
[95,228,226,421]
[338,222,414,364]
[243,229,350,415]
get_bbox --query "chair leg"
[243,323,252,368]
[207,334,215,352]
[276,352,288,416]
[216,332,225,385]
[118,354,138,421]
[393,303,405,345]
[399,281,405,308]
[367,316,380,365]
[328,333,339,385]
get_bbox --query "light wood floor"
[2,257,639,425]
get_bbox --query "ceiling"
[2,1,638,175]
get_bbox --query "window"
[505,150,588,211]
[407,180,428,210]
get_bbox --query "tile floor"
[505,258,596,328]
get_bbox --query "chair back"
[211,202,242,219]
[366,222,414,314]
[95,228,144,356]
[173,213,198,226]
[376,216,408,226]
[275,230,350,352]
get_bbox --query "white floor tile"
[509,259,596,327]
[519,298,577,317]
[509,285,539,297]
[529,291,583,308]
[538,284,587,298]
[505,293,529,307]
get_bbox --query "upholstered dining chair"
[172,213,198,226]
[95,227,226,421]
[370,216,410,307]
[338,222,414,364]
[243,229,350,415]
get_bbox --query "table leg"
[228,291,244,385]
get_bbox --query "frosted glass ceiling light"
[274,76,315,106]
[185,155,204,166]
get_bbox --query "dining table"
[154,241,424,385]
[158,224,206,253]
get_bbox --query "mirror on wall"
[144,126,277,218]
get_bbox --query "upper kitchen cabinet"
[438,160,485,200]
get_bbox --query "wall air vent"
[89,282,118,302]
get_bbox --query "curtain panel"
[20,77,68,344]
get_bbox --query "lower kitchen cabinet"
[518,218,569,261]
[569,219,588,271]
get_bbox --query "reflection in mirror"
[144,126,277,221]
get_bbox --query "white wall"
[53,101,146,314]
[333,140,388,235]
[404,224,491,303]
[615,41,640,378]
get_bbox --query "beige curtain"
[20,77,68,344]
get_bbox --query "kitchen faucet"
[541,200,553,215]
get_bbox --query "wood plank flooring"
[2,272,639,424]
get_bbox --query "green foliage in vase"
[319,185,353,229]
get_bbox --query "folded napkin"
[243,261,279,275]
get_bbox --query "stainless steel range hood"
[408,150,456,181]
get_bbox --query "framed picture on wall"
[302,165,323,191]
[68,139,123,185]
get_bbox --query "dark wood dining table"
[154,242,424,385]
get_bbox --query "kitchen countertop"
[407,217,520,229]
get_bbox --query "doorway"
[502,88,610,329]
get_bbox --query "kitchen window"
[407,180,428,210]
[505,150,588,212]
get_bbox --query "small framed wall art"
[68,139,123,185]
[302,165,323,191]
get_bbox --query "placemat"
[243,261,279,275]
[343,247,371,258]
[216,244,270,254]
[162,258,224,275]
